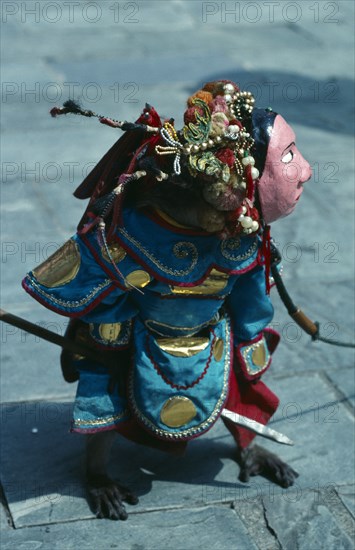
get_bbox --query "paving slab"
[0,304,77,403]
[262,489,355,550]
[1,1,354,548]
[265,277,355,382]
[0,504,257,550]
[325,368,355,411]
[1,370,354,529]
[337,484,355,520]
[260,372,355,488]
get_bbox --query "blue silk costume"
[23,205,280,450]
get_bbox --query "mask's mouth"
[295,186,304,201]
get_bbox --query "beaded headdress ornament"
[50,80,263,239]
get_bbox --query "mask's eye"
[281,150,294,163]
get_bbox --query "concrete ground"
[1,1,354,548]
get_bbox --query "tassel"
[50,99,96,118]
[261,225,272,295]
[50,100,159,135]
[90,190,118,218]
[246,164,255,202]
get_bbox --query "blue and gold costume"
[23,206,280,450]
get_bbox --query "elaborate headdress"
[50,80,276,240]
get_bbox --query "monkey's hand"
[87,474,139,520]
[237,444,299,488]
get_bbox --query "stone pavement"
[1,1,354,548]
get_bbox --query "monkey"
[24,81,312,520]
[60,176,299,521]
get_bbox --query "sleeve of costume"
[223,264,280,449]
[22,233,138,322]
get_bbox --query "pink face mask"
[257,115,312,224]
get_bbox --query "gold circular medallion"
[252,343,266,367]
[33,239,81,288]
[213,338,224,362]
[160,396,197,428]
[125,270,151,288]
[98,323,122,343]
[101,244,126,264]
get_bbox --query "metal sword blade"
[221,408,294,446]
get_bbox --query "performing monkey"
[22,80,311,519]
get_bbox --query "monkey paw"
[87,475,139,520]
[237,444,299,488]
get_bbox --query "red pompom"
[50,107,62,117]
[215,148,236,167]
[184,106,204,125]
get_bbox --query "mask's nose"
[300,156,312,184]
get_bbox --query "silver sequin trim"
[89,321,132,346]
[73,409,128,427]
[128,320,231,439]
[241,338,269,374]
[26,275,112,309]
[221,238,258,261]
[118,228,198,276]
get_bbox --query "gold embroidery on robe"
[156,336,209,357]
[170,268,229,295]
[33,239,81,288]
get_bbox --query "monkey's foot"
[237,444,299,488]
[87,474,139,520]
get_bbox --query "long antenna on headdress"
[50,99,159,133]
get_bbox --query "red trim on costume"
[222,365,280,449]
[21,277,117,318]
[259,225,272,295]
[71,419,128,435]
[110,231,260,286]
[236,333,271,382]
[125,318,233,444]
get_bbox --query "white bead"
[251,221,259,231]
[228,125,239,133]
[241,216,253,228]
[242,156,255,166]
[238,214,245,222]
[224,94,232,103]
[239,149,244,156]
[201,142,208,150]
[208,139,214,146]
[192,145,199,152]
[251,167,260,180]
[215,136,222,143]
[185,146,191,154]
[241,205,247,214]
[224,83,235,93]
